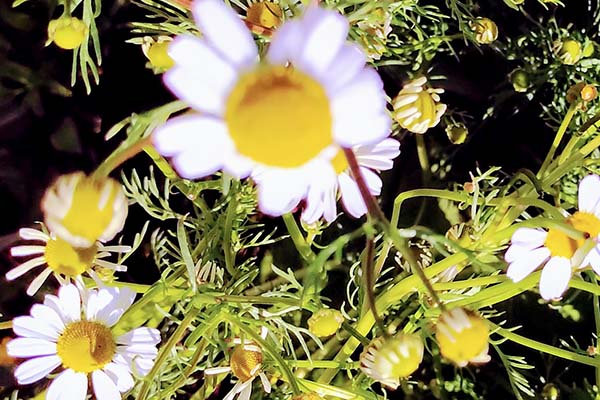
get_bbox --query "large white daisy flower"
[204,328,271,400]
[301,138,400,223]
[7,284,160,400]
[505,174,600,300]
[153,0,390,217]
[7,227,130,296]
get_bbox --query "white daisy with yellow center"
[7,284,160,400]
[204,328,271,400]
[153,0,391,217]
[7,227,130,296]
[301,138,400,223]
[505,175,600,300]
[41,172,128,248]
[435,308,490,367]
[392,77,446,134]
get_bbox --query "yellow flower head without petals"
[307,309,344,337]
[393,77,447,134]
[47,17,88,50]
[41,172,128,248]
[470,17,498,44]
[435,308,490,367]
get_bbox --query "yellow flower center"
[394,91,437,133]
[372,334,423,379]
[569,211,600,238]
[307,309,344,337]
[44,237,97,276]
[230,345,263,382]
[225,65,333,168]
[60,176,121,244]
[147,41,175,70]
[330,150,348,174]
[436,310,489,365]
[544,228,578,259]
[246,2,283,30]
[56,321,115,373]
[48,17,88,50]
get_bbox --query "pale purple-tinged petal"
[539,257,572,300]
[12,315,60,341]
[7,338,57,358]
[92,370,121,400]
[355,138,401,171]
[254,170,308,217]
[102,363,135,392]
[321,44,367,94]
[510,227,547,247]
[13,355,61,384]
[506,247,550,282]
[505,243,542,264]
[338,173,367,218]
[361,167,383,196]
[164,67,229,116]
[46,369,88,400]
[30,304,65,336]
[579,174,600,216]
[57,284,81,323]
[117,328,161,346]
[267,20,303,65]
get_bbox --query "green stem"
[282,213,315,262]
[223,189,238,277]
[589,272,600,387]
[538,103,577,178]
[93,136,152,179]
[492,322,600,368]
[415,134,431,183]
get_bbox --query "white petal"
[117,328,161,346]
[192,0,257,68]
[14,355,61,384]
[223,154,254,179]
[579,175,600,215]
[254,169,308,217]
[259,372,271,393]
[92,370,120,400]
[510,227,547,246]
[10,245,46,257]
[102,363,135,392]
[321,44,367,94]
[18,228,49,241]
[294,7,349,78]
[505,243,541,264]
[118,344,158,358]
[223,382,244,400]
[361,167,383,196]
[238,383,253,400]
[506,247,550,282]
[266,20,303,65]
[5,256,46,280]
[30,304,65,335]
[7,337,57,357]
[26,267,54,297]
[88,286,136,327]
[12,315,60,341]
[588,247,600,275]
[57,284,81,323]
[539,257,572,300]
[46,369,88,400]
[355,138,401,171]
[301,167,338,224]
[338,173,367,218]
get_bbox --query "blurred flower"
[567,82,597,108]
[307,309,344,337]
[357,7,392,60]
[142,36,175,71]
[7,227,129,296]
[0,337,15,367]
[470,18,498,44]
[153,0,390,217]
[392,77,446,134]
[205,328,271,400]
[360,333,424,388]
[47,17,88,50]
[41,172,128,248]
[245,1,283,35]
[435,308,490,367]
[301,138,400,223]
[554,39,582,65]
[506,175,600,300]
[7,284,160,400]
[445,123,469,144]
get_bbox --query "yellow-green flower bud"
[142,36,175,71]
[393,77,447,134]
[307,309,344,337]
[510,69,530,93]
[47,17,88,50]
[583,41,595,58]
[435,308,490,367]
[445,123,469,145]
[554,39,582,65]
[470,18,498,44]
[360,334,424,388]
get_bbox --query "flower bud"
[47,17,88,50]
[445,123,469,144]
[142,36,175,71]
[307,309,344,337]
[554,39,582,65]
[360,333,424,388]
[435,308,490,367]
[393,77,447,134]
[471,18,498,44]
[509,69,530,93]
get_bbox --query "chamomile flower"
[153,0,390,217]
[505,175,600,300]
[435,308,490,367]
[301,138,400,223]
[41,172,128,248]
[392,77,446,134]
[7,284,160,400]
[204,328,271,400]
[7,227,130,296]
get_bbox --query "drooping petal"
[46,369,88,400]
[192,0,258,68]
[5,256,46,280]
[539,257,572,300]
[26,268,53,297]
[92,370,121,400]
[13,355,61,384]
[578,174,600,215]
[506,247,550,282]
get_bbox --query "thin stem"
[282,213,315,262]
[93,136,152,179]
[589,271,600,387]
[362,236,387,336]
[537,103,577,178]
[415,134,431,183]
[0,321,12,330]
[223,188,238,277]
